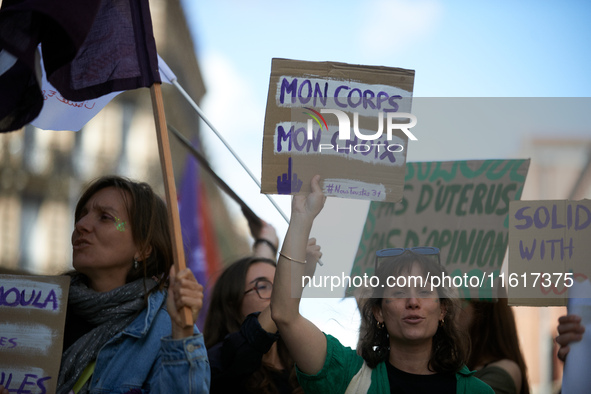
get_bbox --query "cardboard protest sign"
[350,159,530,299]
[508,200,591,306]
[0,275,70,394]
[261,58,415,203]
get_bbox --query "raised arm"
[251,220,279,259]
[259,236,323,334]
[270,175,328,374]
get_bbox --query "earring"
[133,259,139,270]
[439,319,444,327]
[377,321,385,329]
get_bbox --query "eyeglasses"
[244,279,273,299]
[375,247,440,272]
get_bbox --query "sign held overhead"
[261,58,415,203]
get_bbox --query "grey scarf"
[57,275,158,394]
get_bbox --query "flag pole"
[167,123,263,228]
[171,80,290,225]
[150,82,193,327]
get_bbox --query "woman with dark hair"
[461,298,530,394]
[358,251,469,373]
[270,175,493,393]
[203,256,278,348]
[204,221,321,394]
[1,175,210,394]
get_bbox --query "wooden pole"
[150,82,192,327]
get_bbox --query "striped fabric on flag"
[178,146,222,330]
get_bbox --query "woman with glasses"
[203,221,321,394]
[271,175,493,394]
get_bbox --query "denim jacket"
[87,290,210,393]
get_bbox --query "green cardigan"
[297,334,494,394]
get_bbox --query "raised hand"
[291,174,326,221]
[302,238,323,283]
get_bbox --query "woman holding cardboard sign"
[270,175,493,394]
[0,176,209,394]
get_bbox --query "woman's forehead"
[87,187,129,211]
[380,260,431,276]
[246,261,276,281]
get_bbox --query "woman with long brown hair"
[271,175,493,393]
[204,222,320,394]
[0,175,209,394]
[462,298,530,394]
